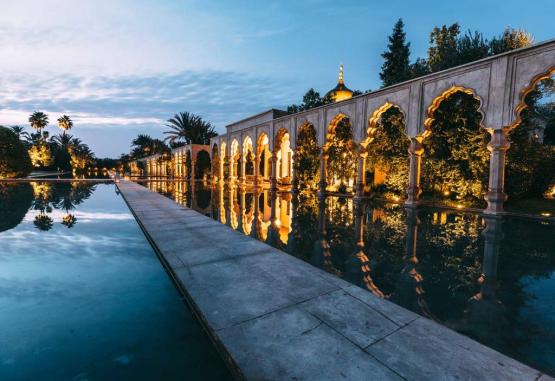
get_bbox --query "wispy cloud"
[0,70,298,156]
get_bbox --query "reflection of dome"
[326,65,353,102]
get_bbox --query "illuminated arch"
[366,102,408,145]
[220,141,227,159]
[274,127,293,183]
[323,113,357,192]
[256,132,269,156]
[424,86,486,137]
[511,67,555,131]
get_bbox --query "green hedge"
[0,126,32,178]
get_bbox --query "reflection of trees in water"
[195,187,211,210]
[286,194,318,260]
[28,181,96,231]
[151,177,555,373]
[0,183,34,233]
[325,197,355,271]
[488,218,555,364]
[414,211,483,322]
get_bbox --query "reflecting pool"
[0,181,231,381]
[141,179,555,377]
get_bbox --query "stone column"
[291,153,299,194]
[229,155,236,183]
[219,155,224,183]
[254,155,261,188]
[405,138,424,207]
[250,190,260,239]
[484,128,510,215]
[240,156,247,187]
[354,149,368,200]
[270,152,278,192]
[191,159,196,181]
[210,153,214,182]
[318,151,328,198]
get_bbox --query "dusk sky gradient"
[1,0,553,157]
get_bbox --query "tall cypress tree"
[380,19,411,87]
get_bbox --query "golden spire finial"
[338,64,344,85]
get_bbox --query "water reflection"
[0,182,232,381]
[141,180,555,376]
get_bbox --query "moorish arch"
[212,143,219,180]
[230,139,240,182]
[241,136,255,185]
[294,122,320,191]
[511,67,555,129]
[256,132,271,185]
[322,113,357,194]
[361,102,410,200]
[219,141,228,181]
[416,86,489,208]
[273,128,293,187]
[503,68,555,202]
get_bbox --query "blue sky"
[0,0,553,157]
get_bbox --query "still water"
[0,181,232,381]
[141,179,555,377]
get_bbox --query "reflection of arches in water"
[344,203,384,297]
[195,149,211,179]
[390,208,434,319]
[194,186,212,213]
[217,185,226,225]
[0,183,33,233]
[457,215,508,349]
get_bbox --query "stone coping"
[116,179,552,381]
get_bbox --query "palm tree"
[10,125,30,141]
[29,111,49,135]
[130,134,169,158]
[57,115,73,135]
[51,132,74,148]
[164,112,217,145]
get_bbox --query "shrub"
[0,126,32,178]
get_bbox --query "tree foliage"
[0,126,32,178]
[164,112,217,145]
[380,19,411,87]
[422,92,490,205]
[294,124,320,189]
[287,88,334,114]
[326,118,357,192]
[505,76,555,199]
[130,134,169,159]
[365,107,409,197]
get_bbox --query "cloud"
[0,70,298,156]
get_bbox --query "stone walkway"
[117,180,552,381]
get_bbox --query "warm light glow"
[540,212,552,217]
[456,204,464,209]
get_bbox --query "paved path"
[117,180,552,381]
